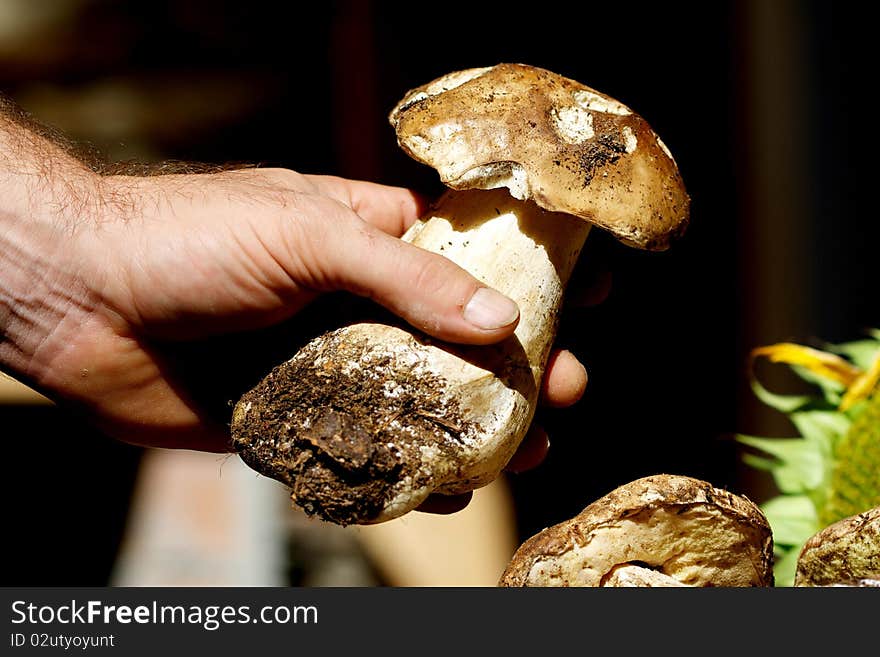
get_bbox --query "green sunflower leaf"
[829,338,880,370]
[736,435,824,493]
[771,544,802,588]
[760,494,820,546]
[789,409,851,453]
[740,451,781,472]
[749,377,813,414]
[790,365,844,405]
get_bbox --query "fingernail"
[463,287,519,330]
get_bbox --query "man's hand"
[1,110,590,512]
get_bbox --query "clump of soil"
[231,325,477,525]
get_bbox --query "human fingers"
[304,174,429,237]
[414,491,474,515]
[502,349,589,475]
[291,196,520,345]
[504,425,551,474]
[540,349,588,408]
[415,425,552,506]
[499,350,586,474]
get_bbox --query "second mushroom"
[231,63,690,525]
[499,474,775,587]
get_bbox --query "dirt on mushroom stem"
[232,327,478,526]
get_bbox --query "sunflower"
[737,330,880,586]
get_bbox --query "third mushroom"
[231,63,691,525]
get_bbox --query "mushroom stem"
[405,187,591,369]
[231,187,590,525]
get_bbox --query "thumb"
[313,208,519,345]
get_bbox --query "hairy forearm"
[0,100,103,390]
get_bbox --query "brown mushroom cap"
[498,474,774,587]
[389,63,690,250]
[794,506,880,587]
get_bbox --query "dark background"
[1,0,876,584]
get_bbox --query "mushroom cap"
[498,474,774,587]
[389,63,690,250]
[794,505,880,587]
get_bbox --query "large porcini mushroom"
[231,64,690,525]
[498,474,775,587]
[794,505,880,587]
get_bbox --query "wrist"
[0,120,105,393]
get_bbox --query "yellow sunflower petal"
[839,351,880,411]
[750,343,863,388]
